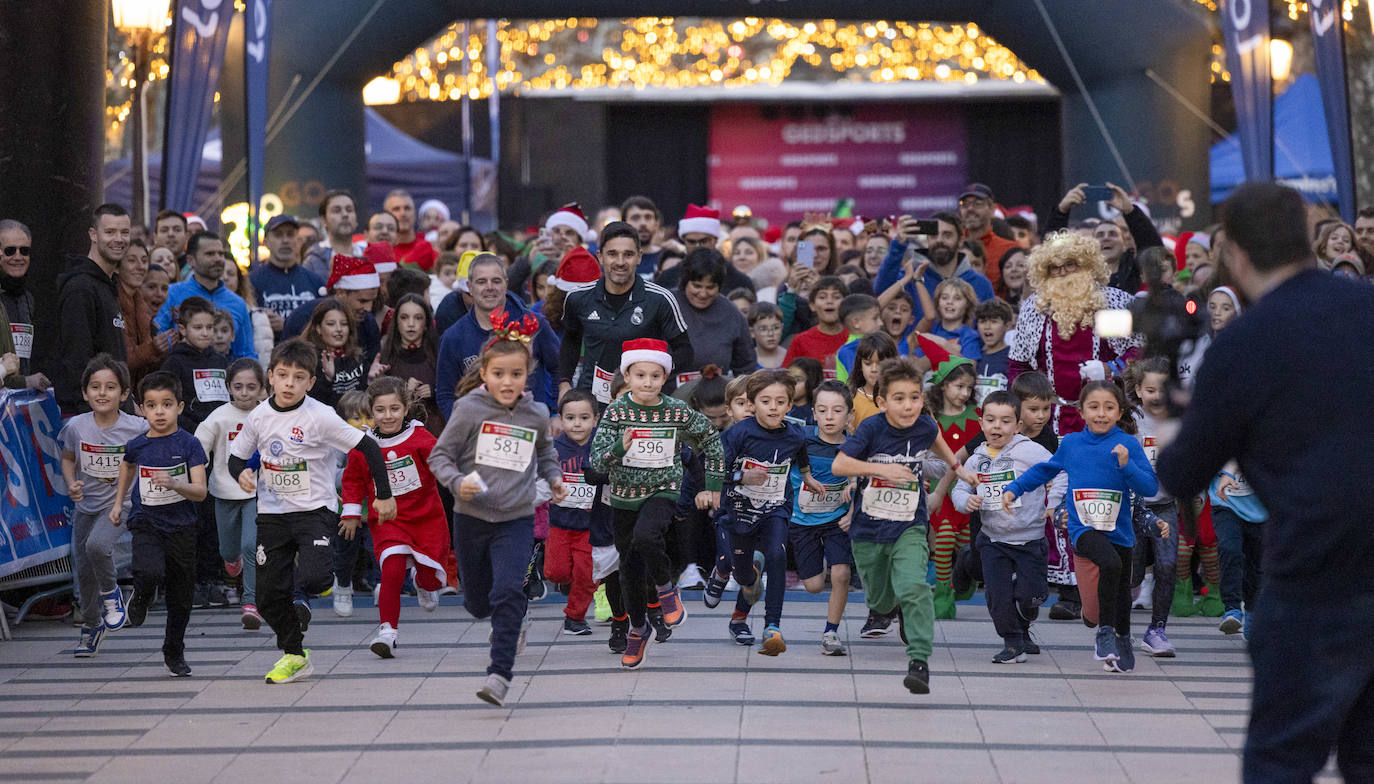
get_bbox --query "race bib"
[675,371,701,387]
[1073,488,1123,531]
[193,369,229,403]
[799,479,848,515]
[1142,436,1158,468]
[557,471,596,510]
[974,375,1006,405]
[978,470,1021,510]
[138,463,186,506]
[592,366,615,404]
[80,442,124,482]
[10,323,32,360]
[862,478,923,522]
[736,459,789,504]
[623,427,676,468]
[475,421,536,472]
[263,459,309,498]
[1227,471,1254,497]
[386,454,422,496]
[226,423,242,453]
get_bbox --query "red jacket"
[342,422,451,579]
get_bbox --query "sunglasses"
[2,246,30,257]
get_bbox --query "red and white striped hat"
[678,204,721,238]
[621,338,672,375]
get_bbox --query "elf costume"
[1173,495,1224,617]
[918,335,981,619]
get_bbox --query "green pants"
[852,525,934,661]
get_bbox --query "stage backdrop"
[708,104,967,227]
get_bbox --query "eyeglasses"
[2,246,30,257]
[1048,260,1080,277]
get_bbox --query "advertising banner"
[162,0,234,211]
[1221,0,1273,182]
[1308,0,1356,220]
[0,391,72,580]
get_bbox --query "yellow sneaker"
[593,584,612,624]
[264,650,313,684]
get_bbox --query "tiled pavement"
[0,591,1280,783]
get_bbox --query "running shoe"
[224,558,243,578]
[332,581,354,617]
[370,623,398,658]
[417,586,439,612]
[992,646,1027,664]
[609,618,629,654]
[729,619,754,646]
[1141,624,1176,657]
[294,600,312,633]
[677,563,705,590]
[264,650,313,684]
[74,625,104,658]
[1109,634,1136,673]
[1219,609,1243,635]
[903,659,931,694]
[126,588,151,628]
[1093,626,1119,662]
[476,673,511,706]
[100,586,127,631]
[1048,600,1081,621]
[593,584,612,623]
[562,617,592,636]
[859,610,894,638]
[758,624,786,656]
[165,653,192,677]
[740,552,765,606]
[820,631,847,656]
[223,586,241,607]
[656,585,687,628]
[703,570,728,608]
[192,582,210,609]
[621,626,651,669]
[649,611,673,642]
[241,604,263,630]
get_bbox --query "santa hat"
[1211,285,1243,315]
[678,204,721,238]
[545,203,589,240]
[326,255,380,292]
[184,213,207,232]
[915,334,972,385]
[763,225,782,244]
[548,247,601,292]
[620,337,672,375]
[1174,231,1211,272]
[417,199,450,223]
[363,241,396,274]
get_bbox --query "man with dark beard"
[872,212,994,324]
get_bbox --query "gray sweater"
[429,387,561,523]
[951,434,1066,544]
[674,291,757,376]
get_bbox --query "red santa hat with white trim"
[363,241,397,274]
[545,203,590,241]
[548,246,601,292]
[620,337,672,375]
[678,204,721,238]
[326,254,380,292]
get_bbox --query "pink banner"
[708,105,967,227]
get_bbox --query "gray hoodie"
[951,434,1066,544]
[429,388,561,523]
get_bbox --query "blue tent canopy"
[1210,74,1337,206]
[103,109,463,219]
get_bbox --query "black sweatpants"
[257,508,336,655]
[131,525,195,659]
[1073,530,1133,636]
[977,533,1048,648]
[613,496,676,628]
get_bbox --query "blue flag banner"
[162,0,234,212]
[1221,0,1273,182]
[1308,0,1356,221]
[244,0,272,253]
[0,391,72,580]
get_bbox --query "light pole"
[111,0,170,229]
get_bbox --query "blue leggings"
[729,510,788,628]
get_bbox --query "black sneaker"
[1023,639,1042,655]
[191,583,211,609]
[649,611,673,642]
[294,600,312,633]
[951,545,976,597]
[608,619,629,654]
[859,610,894,638]
[729,619,755,645]
[903,659,931,694]
[126,588,151,628]
[165,654,192,677]
[991,646,1027,664]
[896,608,908,645]
[562,617,592,636]
[523,542,546,601]
[703,572,728,609]
[206,583,228,607]
[1048,600,1081,621]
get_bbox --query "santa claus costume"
[342,419,452,658]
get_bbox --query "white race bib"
[736,459,789,504]
[556,471,596,510]
[386,454,422,496]
[138,463,187,506]
[475,421,536,472]
[10,323,32,360]
[1073,488,1123,531]
[862,478,923,521]
[978,470,1021,510]
[799,479,847,515]
[622,427,676,468]
[592,366,614,405]
[193,369,229,403]
[974,375,1007,405]
[80,441,125,482]
[1228,471,1254,497]
[263,459,310,498]
[1142,436,1159,468]
[675,371,702,387]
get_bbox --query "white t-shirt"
[229,396,365,515]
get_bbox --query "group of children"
[59,281,1264,703]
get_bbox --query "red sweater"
[782,326,850,368]
[342,422,451,579]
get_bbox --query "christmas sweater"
[590,392,725,511]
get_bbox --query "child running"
[832,358,963,694]
[590,338,724,670]
[428,311,566,705]
[1128,357,1180,657]
[720,369,826,654]
[788,379,857,655]
[110,371,209,677]
[228,338,397,684]
[60,355,147,657]
[1002,380,1163,673]
[951,391,1065,662]
[342,376,452,658]
[194,358,267,631]
[545,389,610,637]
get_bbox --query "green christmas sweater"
[590,392,725,510]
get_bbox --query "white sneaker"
[677,563,705,589]
[332,582,354,617]
[725,575,741,593]
[417,587,439,612]
[369,623,397,658]
[1133,573,1154,610]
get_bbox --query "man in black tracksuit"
[55,204,131,413]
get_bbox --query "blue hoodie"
[871,239,994,323]
[435,295,560,419]
[1005,425,1157,548]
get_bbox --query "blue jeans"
[454,513,533,680]
[1245,586,1374,782]
[1211,506,1263,613]
[729,509,788,627]
[215,498,257,606]
[1132,501,1178,626]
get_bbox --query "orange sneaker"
[621,626,652,670]
[657,586,687,628]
